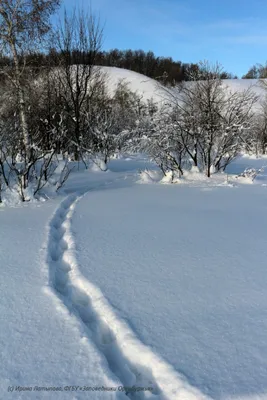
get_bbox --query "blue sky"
[62,0,267,77]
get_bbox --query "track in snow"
[46,188,209,400]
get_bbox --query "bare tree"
[52,8,103,160]
[164,62,257,177]
[0,0,61,187]
[248,99,267,156]
[0,1,76,201]
[125,61,258,181]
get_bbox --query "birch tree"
[0,0,60,186]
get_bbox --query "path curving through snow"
[45,186,209,400]
[71,179,267,400]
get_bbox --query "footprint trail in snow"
[46,188,209,400]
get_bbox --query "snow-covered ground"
[1,155,267,399]
[0,199,125,400]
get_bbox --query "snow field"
[46,178,209,400]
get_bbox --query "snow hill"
[101,66,267,106]
[100,66,168,103]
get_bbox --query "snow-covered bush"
[237,167,264,182]
[174,62,258,177]
[137,169,162,184]
[123,62,258,181]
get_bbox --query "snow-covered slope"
[100,66,267,106]
[222,78,266,110]
[100,66,169,103]
[222,78,265,96]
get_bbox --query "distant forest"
[0,48,238,86]
[2,47,262,83]
[94,49,238,84]
[242,63,267,79]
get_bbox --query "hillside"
[100,66,168,103]
[101,66,267,107]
